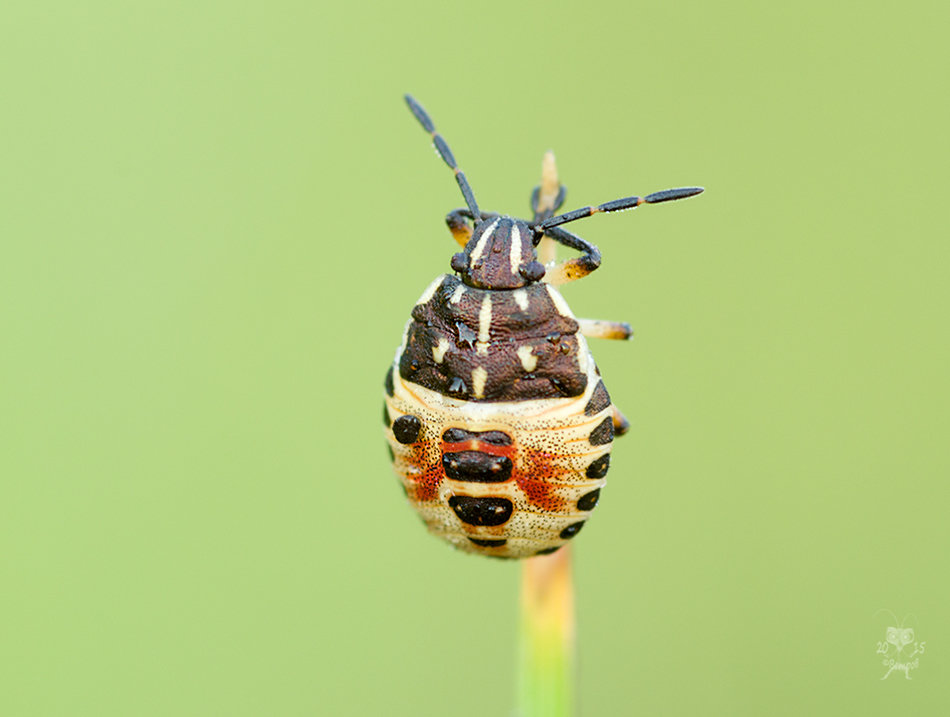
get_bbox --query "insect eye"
[519,261,545,282]
[450,252,469,273]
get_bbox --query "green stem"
[517,546,575,717]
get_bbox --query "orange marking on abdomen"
[518,476,565,512]
[404,441,444,502]
[411,464,444,502]
[515,449,570,512]
[441,440,516,458]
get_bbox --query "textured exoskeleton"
[384,96,702,558]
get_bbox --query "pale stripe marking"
[512,289,529,311]
[432,338,450,363]
[472,366,488,398]
[545,283,576,319]
[517,345,538,372]
[476,293,492,356]
[414,276,443,306]
[509,222,522,276]
[468,217,500,264]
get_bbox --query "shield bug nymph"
[383,94,702,559]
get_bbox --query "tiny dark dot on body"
[577,488,601,511]
[392,414,422,444]
[560,522,585,540]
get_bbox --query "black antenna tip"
[644,187,705,204]
[404,94,434,133]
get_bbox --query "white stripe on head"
[468,218,500,264]
[509,222,522,276]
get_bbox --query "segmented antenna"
[405,94,480,219]
[536,186,704,232]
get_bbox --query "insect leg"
[577,319,632,340]
[531,151,566,265]
[538,225,601,285]
[530,150,567,224]
[445,209,500,247]
[611,406,630,437]
[446,209,473,247]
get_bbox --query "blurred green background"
[2,1,947,715]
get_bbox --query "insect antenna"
[405,94,480,220]
[534,186,704,233]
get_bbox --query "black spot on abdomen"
[586,454,610,479]
[468,537,507,547]
[584,380,611,416]
[393,415,422,444]
[442,428,512,445]
[448,496,513,526]
[589,417,614,446]
[560,522,585,540]
[384,365,395,397]
[443,452,513,483]
[577,488,601,511]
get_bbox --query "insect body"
[384,95,702,559]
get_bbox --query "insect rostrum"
[384,95,702,559]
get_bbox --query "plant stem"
[517,546,575,717]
